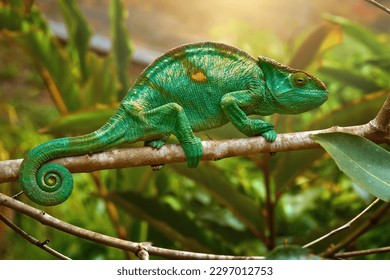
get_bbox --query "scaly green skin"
[19,42,328,206]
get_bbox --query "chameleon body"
[19,42,328,206]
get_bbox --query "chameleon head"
[258,56,328,114]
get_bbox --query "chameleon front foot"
[241,119,277,142]
[261,129,277,142]
[181,137,203,168]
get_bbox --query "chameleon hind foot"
[145,134,170,171]
[145,133,170,149]
[145,139,166,149]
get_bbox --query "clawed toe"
[182,138,203,168]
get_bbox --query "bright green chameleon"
[19,42,328,206]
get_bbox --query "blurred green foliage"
[0,1,389,259]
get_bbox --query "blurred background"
[36,0,390,74]
[0,0,389,260]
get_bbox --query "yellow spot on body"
[191,71,207,82]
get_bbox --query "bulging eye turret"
[291,72,309,87]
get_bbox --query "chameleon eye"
[291,72,309,87]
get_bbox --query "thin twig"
[12,191,24,199]
[322,201,390,258]
[303,198,381,248]
[0,192,264,260]
[364,0,390,15]
[0,212,71,260]
[333,246,390,258]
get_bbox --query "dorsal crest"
[258,56,326,90]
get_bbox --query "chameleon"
[19,42,328,206]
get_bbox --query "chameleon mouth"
[275,89,328,114]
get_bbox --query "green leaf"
[80,54,121,107]
[312,132,390,202]
[324,15,388,56]
[59,0,92,81]
[367,57,390,73]
[289,23,342,69]
[110,0,133,95]
[266,245,321,260]
[0,6,80,112]
[319,61,382,92]
[39,106,116,136]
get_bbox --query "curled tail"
[19,117,127,206]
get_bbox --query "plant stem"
[364,0,390,14]
[0,212,71,260]
[303,198,381,249]
[322,201,390,258]
[333,246,390,258]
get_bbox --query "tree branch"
[364,0,390,15]
[0,94,389,184]
[303,198,381,249]
[333,246,390,258]
[0,192,264,260]
[0,212,71,260]
[322,201,390,258]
